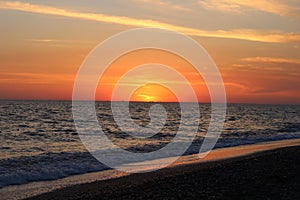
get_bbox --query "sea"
[0,100,299,188]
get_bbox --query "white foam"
[1,138,300,200]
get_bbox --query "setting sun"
[130,83,178,102]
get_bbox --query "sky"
[0,0,299,103]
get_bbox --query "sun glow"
[130,83,178,102]
[96,49,210,103]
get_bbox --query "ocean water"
[0,100,299,188]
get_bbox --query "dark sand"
[28,145,300,200]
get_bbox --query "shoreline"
[1,138,300,199]
[29,144,300,200]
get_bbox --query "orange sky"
[96,49,209,102]
[0,1,299,104]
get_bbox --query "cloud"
[25,39,95,47]
[132,0,192,11]
[0,71,74,84]
[251,78,300,93]
[198,0,299,18]
[241,57,300,64]
[199,0,243,14]
[28,39,57,43]
[0,1,300,43]
[231,57,300,76]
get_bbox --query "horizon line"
[1,99,299,105]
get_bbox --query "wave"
[0,152,107,188]
[1,131,300,188]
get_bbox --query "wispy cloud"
[0,71,74,84]
[241,57,300,64]
[28,39,57,43]
[132,0,192,12]
[25,39,95,47]
[199,0,243,14]
[229,56,300,78]
[198,0,299,18]
[0,1,300,43]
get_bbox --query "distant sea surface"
[0,101,299,188]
